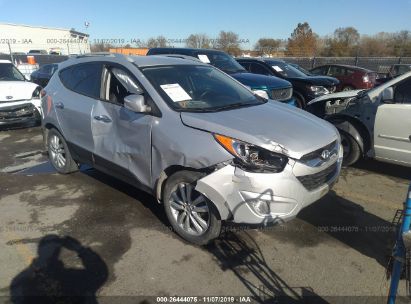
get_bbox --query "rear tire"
[163,170,221,245]
[294,95,305,109]
[47,129,78,174]
[340,131,361,166]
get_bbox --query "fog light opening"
[248,200,270,216]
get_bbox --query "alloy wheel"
[169,183,210,236]
[49,134,66,168]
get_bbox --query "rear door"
[91,63,153,188]
[374,77,411,166]
[55,62,103,163]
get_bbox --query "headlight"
[32,86,42,99]
[214,134,288,173]
[309,85,329,96]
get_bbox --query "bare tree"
[323,27,360,56]
[254,38,282,56]
[186,34,210,48]
[215,31,241,55]
[147,36,169,48]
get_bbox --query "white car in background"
[0,60,42,129]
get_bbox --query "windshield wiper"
[208,102,261,112]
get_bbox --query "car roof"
[316,64,374,72]
[58,53,209,70]
[148,47,227,55]
[236,57,286,64]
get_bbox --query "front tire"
[163,171,221,245]
[47,129,78,174]
[340,131,361,166]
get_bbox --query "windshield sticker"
[160,83,192,102]
[198,55,211,63]
[272,65,283,72]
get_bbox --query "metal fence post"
[398,57,402,64]
[311,57,316,69]
[7,42,14,64]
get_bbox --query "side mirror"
[381,87,394,103]
[124,94,151,113]
[253,89,269,99]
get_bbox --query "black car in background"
[236,58,339,108]
[147,48,296,106]
[30,64,58,87]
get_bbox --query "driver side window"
[394,78,411,104]
[104,66,142,105]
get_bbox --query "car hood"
[307,90,363,105]
[0,81,38,102]
[289,76,339,86]
[180,101,338,159]
[230,72,291,89]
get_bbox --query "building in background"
[0,23,90,55]
[109,48,149,56]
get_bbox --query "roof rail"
[154,54,203,63]
[75,52,121,59]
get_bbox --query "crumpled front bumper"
[0,100,41,128]
[195,146,343,225]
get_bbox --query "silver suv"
[41,53,342,245]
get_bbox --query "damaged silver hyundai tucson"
[41,53,343,245]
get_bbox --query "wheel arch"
[326,114,372,155]
[155,165,230,220]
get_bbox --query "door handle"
[55,102,64,109]
[409,135,411,142]
[93,115,112,123]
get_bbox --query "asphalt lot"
[0,127,410,303]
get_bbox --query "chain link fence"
[276,56,411,74]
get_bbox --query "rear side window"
[59,63,102,98]
[394,77,411,104]
[250,63,271,76]
[310,66,326,75]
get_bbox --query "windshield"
[141,65,265,112]
[197,52,246,74]
[290,63,312,76]
[0,63,25,81]
[266,61,307,78]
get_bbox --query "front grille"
[271,87,292,101]
[297,162,338,191]
[0,104,36,120]
[300,140,338,163]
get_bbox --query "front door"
[374,77,411,166]
[91,64,153,188]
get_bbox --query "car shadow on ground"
[9,234,108,304]
[206,232,329,304]
[297,191,395,268]
[353,158,411,180]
